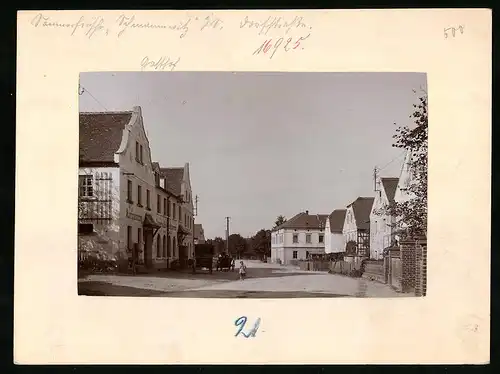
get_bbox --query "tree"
[274,215,287,229]
[210,236,225,254]
[385,91,428,238]
[250,229,271,258]
[228,233,247,258]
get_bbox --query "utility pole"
[225,216,230,255]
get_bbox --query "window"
[172,203,176,219]
[163,235,166,257]
[137,228,142,244]
[164,198,167,216]
[78,223,93,234]
[140,145,143,164]
[127,180,133,202]
[157,194,161,213]
[135,141,140,162]
[137,185,142,206]
[79,175,93,197]
[146,189,151,210]
[127,226,132,249]
[293,251,298,259]
[178,206,181,221]
[293,234,298,243]
[306,234,311,244]
[306,251,310,258]
[157,236,161,258]
[319,234,324,243]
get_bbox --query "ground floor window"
[293,250,298,259]
[127,226,132,250]
[157,235,161,258]
[163,235,166,257]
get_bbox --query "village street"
[78,260,407,298]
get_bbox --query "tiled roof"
[381,177,399,203]
[348,197,375,230]
[159,167,184,195]
[328,209,347,233]
[79,112,132,163]
[275,212,328,231]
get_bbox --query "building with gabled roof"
[342,197,375,261]
[159,163,195,262]
[324,209,347,254]
[271,210,329,265]
[79,106,160,271]
[370,176,399,260]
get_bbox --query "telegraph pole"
[225,216,230,255]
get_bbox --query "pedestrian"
[231,257,236,272]
[239,261,247,280]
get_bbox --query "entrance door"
[144,228,153,268]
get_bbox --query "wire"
[377,150,406,172]
[79,84,109,111]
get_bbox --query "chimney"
[305,210,309,215]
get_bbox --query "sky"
[79,72,427,239]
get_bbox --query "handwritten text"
[140,56,181,71]
[235,316,261,338]
[253,34,311,59]
[444,25,465,38]
[240,15,310,36]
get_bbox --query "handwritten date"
[253,34,310,59]
[234,316,261,338]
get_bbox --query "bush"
[78,248,118,273]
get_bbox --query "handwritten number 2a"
[235,316,261,338]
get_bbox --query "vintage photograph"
[77,72,428,298]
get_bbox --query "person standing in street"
[239,261,247,280]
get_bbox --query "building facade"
[78,106,196,271]
[369,177,399,260]
[342,197,374,263]
[160,164,195,264]
[271,211,328,265]
[151,162,183,269]
[79,106,160,271]
[324,209,347,254]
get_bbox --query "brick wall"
[389,238,427,296]
[414,240,427,296]
[400,240,416,293]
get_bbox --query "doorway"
[143,228,153,268]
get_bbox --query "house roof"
[275,212,328,231]
[348,197,375,230]
[159,167,184,195]
[381,177,399,203]
[194,224,204,238]
[79,112,132,163]
[328,209,347,233]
